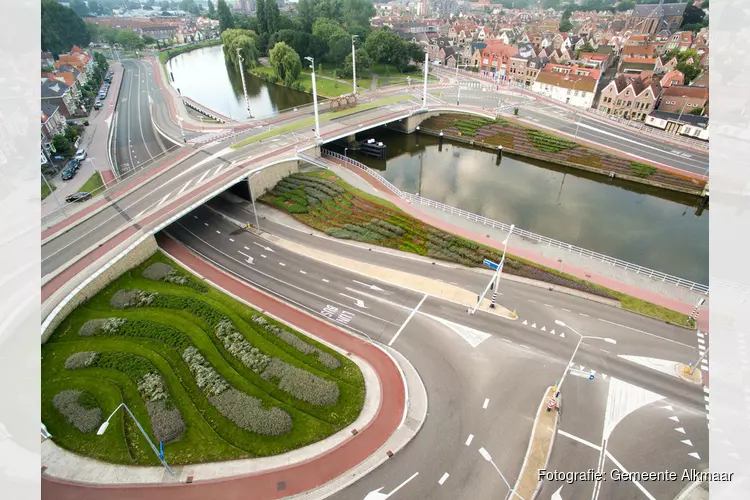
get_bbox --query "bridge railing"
[321,149,709,295]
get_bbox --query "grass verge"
[261,171,696,327]
[42,252,364,465]
[42,179,56,200]
[79,171,104,193]
[231,94,411,149]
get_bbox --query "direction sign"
[483,258,499,270]
[569,368,595,380]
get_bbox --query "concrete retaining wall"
[249,160,299,198]
[41,236,158,344]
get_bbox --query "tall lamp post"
[97,403,174,476]
[470,224,514,315]
[304,56,321,144]
[478,447,525,500]
[351,35,359,96]
[553,320,616,397]
[236,47,253,119]
[677,95,689,123]
[422,52,429,108]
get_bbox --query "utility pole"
[305,56,321,143]
[422,52,429,108]
[236,47,253,119]
[351,35,359,96]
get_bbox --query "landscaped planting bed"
[263,170,696,327]
[42,253,365,466]
[419,114,705,194]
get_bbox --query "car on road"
[65,192,92,203]
[61,167,76,181]
[66,158,80,171]
[94,100,102,109]
[99,92,107,99]
[74,149,87,161]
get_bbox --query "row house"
[41,103,67,143]
[42,68,84,103]
[538,47,572,65]
[475,41,518,78]
[664,31,693,52]
[619,57,659,75]
[508,55,547,88]
[427,38,454,64]
[660,69,685,89]
[621,44,658,59]
[532,72,598,109]
[41,80,77,118]
[578,52,609,72]
[645,111,709,140]
[656,85,709,116]
[598,74,661,121]
[544,63,602,82]
[54,45,95,76]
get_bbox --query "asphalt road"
[431,87,709,175]
[164,204,708,500]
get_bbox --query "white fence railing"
[321,148,709,295]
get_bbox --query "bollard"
[497,145,503,158]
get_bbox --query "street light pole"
[553,320,616,396]
[97,403,174,476]
[677,95,689,123]
[478,447,525,500]
[470,224,514,314]
[248,173,261,232]
[177,115,186,142]
[351,35,359,96]
[41,171,67,217]
[689,346,709,375]
[236,47,253,119]
[422,52,429,108]
[305,56,321,144]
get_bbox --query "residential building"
[41,80,77,118]
[619,57,658,75]
[578,52,609,71]
[532,72,597,109]
[597,74,660,121]
[621,44,658,59]
[477,41,518,79]
[41,103,66,142]
[508,55,547,88]
[665,31,693,52]
[660,69,685,89]
[625,3,689,35]
[691,71,709,89]
[41,51,54,69]
[645,111,709,140]
[55,45,95,76]
[657,85,709,116]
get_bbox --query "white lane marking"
[528,299,536,303]
[177,179,193,196]
[562,308,571,312]
[670,415,680,422]
[388,294,428,347]
[465,434,474,446]
[193,215,198,219]
[338,293,368,309]
[438,473,450,486]
[600,349,610,354]
[229,238,234,242]
[675,427,685,434]
[204,222,209,226]
[353,280,385,291]
[697,338,705,345]
[605,451,658,500]
[697,332,704,338]
[618,355,683,379]
[681,439,693,446]
[688,452,701,460]
[558,430,602,451]
[300,270,307,274]
[197,169,211,184]
[261,254,267,258]
[598,319,694,348]
[279,262,286,267]
[483,398,490,409]
[155,191,173,209]
[579,313,590,317]
[216,230,221,234]
[502,338,512,343]
[322,278,329,283]
[253,241,275,252]
[520,344,529,349]
[237,251,254,265]
[243,246,250,250]
[544,304,554,308]
[420,313,492,348]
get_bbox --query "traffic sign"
[483,258,499,270]
[570,368,595,380]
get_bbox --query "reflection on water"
[166,45,313,120]
[339,128,708,284]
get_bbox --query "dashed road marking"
[465,434,474,446]
[279,262,286,267]
[483,398,490,409]
[544,304,554,308]
[216,230,221,234]
[502,338,512,343]
[243,246,250,250]
[229,238,234,242]
[562,308,571,312]
[438,473,450,485]
[261,254,267,258]
[300,270,307,274]
[322,278,329,283]
[579,313,589,317]
[520,344,529,349]
[204,222,209,226]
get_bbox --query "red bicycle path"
[329,156,709,333]
[42,234,405,500]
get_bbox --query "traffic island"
[512,386,559,500]
[676,363,704,385]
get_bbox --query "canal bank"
[335,127,708,285]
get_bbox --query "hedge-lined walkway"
[421,114,706,195]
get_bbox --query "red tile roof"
[535,72,597,92]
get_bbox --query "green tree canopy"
[340,48,373,79]
[269,41,302,86]
[265,0,281,34]
[297,0,315,33]
[207,0,215,15]
[616,1,635,11]
[70,0,89,16]
[257,0,267,34]
[116,30,145,51]
[41,0,91,56]
[221,29,260,71]
[559,9,573,32]
[312,18,348,46]
[216,0,235,32]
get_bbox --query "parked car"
[94,100,102,109]
[74,149,87,161]
[99,92,106,99]
[65,192,92,203]
[61,168,76,181]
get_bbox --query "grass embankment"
[261,171,695,327]
[231,94,411,149]
[42,179,56,200]
[42,252,365,466]
[424,115,705,193]
[158,40,223,65]
[79,172,105,193]
[251,65,354,98]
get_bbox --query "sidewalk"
[41,235,425,500]
[321,158,709,332]
[42,62,124,218]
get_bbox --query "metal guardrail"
[321,149,709,295]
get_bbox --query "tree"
[88,1,102,15]
[116,30,145,51]
[70,0,89,17]
[616,1,635,11]
[221,29,260,71]
[297,0,315,33]
[575,41,595,59]
[41,0,91,56]
[160,0,170,9]
[313,18,348,46]
[340,48,372,79]
[216,0,235,32]
[363,29,402,66]
[257,0,267,34]
[265,0,280,34]
[269,42,302,85]
[542,0,560,8]
[406,43,425,64]
[143,35,157,45]
[559,9,573,32]
[52,135,73,156]
[327,33,351,63]
[208,0,215,15]
[689,107,704,116]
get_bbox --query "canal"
[338,128,709,284]
[165,44,313,120]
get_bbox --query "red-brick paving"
[100,170,116,185]
[330,156,709,332]
[41,234,405,500]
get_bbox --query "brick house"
[41,79,77,118]
[55,45,95,76]
[664,31,693,52]
[659,69,685,89]
[597,74,661,121]
[477,41,518,79]
[508,55,547,88]
[532,72,598,109]
[41,102,67,141]
[657,85,709,116]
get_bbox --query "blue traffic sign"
[589,374,595,380]
[483,258,499,270]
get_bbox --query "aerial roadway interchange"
[41,59,709,500]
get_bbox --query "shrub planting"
[64,351,100,369]
[210,389,293,436]
[630,162,657,178]
[52,390,102,434]
[253,316,341,370]
[110,290,157,309]
[215,318,272,374]
[181,346,230,397]
[261,359,340,407]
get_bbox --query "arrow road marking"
[353,280,385,291]
[552,485,564,500]
[531,323,537,328]
[681,439,693,446]
[253,241,275,252]
[363,472,419,500]
[669,416,680,422]
[237,251,254,265]
[688,452,701,460]
[560,332,565,338]
[675,427,686,434]
[339,293,368,309]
